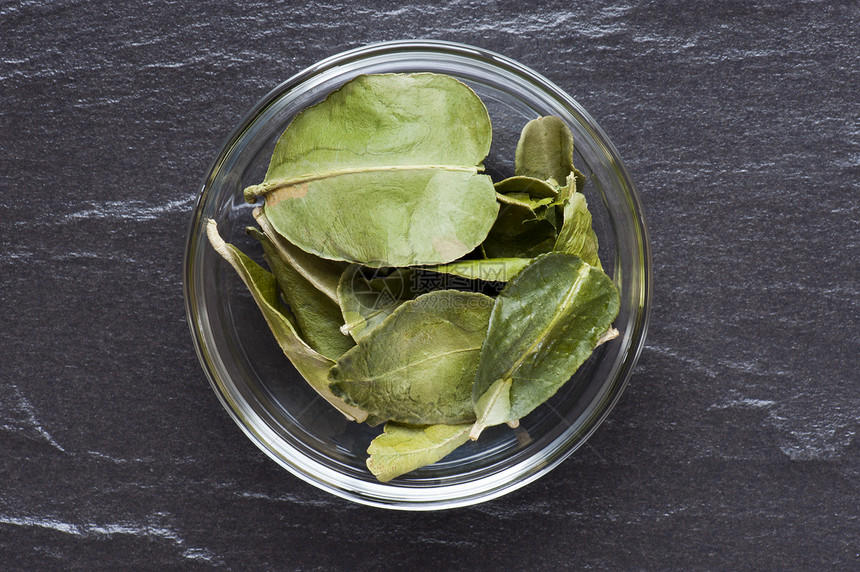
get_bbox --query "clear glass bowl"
[184,40,651,510]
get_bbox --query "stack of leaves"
[206,73,620,482]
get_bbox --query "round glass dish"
[184,40,651,510]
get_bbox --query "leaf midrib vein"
[246,164,481,196]
[500,262,591,382]
[371,346,482,380]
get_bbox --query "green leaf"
[494,175,559,198]
[482,165,575,259]
[329,290,494,425]
[554,176,602,270]
[495,191,558,212]
[248,227,355,360]
[471,253,620,439]
[469,378,513,440]
[253,207,345,304]
[205,220,367,422]
[422,258,532,283]
[514,116,575,185]
[364,414,388,428]
[245,73,499,267]
[337,265,419,341]
[482,194,559,259]
[572,167,587,194]
[366,422,472,482]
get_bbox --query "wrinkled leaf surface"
[366,422,472,482]
[329,290,493,425]
[554,190,602,270]
[471,253,619,438]
[514,116,575,185]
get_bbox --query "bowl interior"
[185,40,650,509]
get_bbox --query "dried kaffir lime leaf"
[329,290,494,425]
[245,73,499,268]
[471,253,619,439]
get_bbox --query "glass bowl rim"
[183,39,652,510]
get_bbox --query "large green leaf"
[248,227,354,360]
[329,290,494,425]
[244,73,499,267]
[470,253,619,439]
[205,220,367,422]
[366,422,472,482]
[514,116,575,185]
[253,207,345,304]
[337,265,419,342]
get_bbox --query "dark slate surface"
[2,1,858,569]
